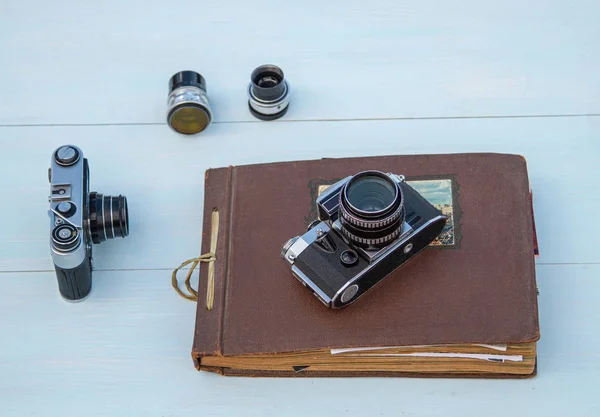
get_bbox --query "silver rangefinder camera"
[282,170,447,309]
[48,145,129,301]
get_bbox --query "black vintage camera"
[281,171,447,309]
[48,145,129,301]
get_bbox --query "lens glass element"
[168,105,210,135]
[256,75,279,88]
[346,175,397,213]
[253,69,282,89]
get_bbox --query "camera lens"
[247,64,290,121]
[345,175,397,214]
[89,192,129,244]
[339,171,404,248]
[167,71,212,135]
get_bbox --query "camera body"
[281,171,447,309]
[48,145,129,301]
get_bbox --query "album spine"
[191,166,235,373]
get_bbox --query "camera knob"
[56,201,76,218]
[282,236,300,258]
[340,284,359,303]
[340,250,359,266]
[51,224,80,252]
[54,146,80,166]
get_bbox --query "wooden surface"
[1,1,599,416]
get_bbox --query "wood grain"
[1,1,599,414]
[0,1,598,125]
[0,116,598,272]
[0,266,597,416]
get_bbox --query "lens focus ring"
[338,199,404,230]
[89,192,129,244]
[339,223,403,247]
[51,224,81,252]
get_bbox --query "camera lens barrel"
[248,64,290,120]
[89,192,129,244]
[167,71,212,135]
[339,171,405,248]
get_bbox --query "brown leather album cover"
[192,153,540,377]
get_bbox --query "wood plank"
[0,1,599,125]
[0,265,597,416]
[0,116,598,272]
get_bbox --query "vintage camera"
[48,145,129,301]
[281,170,447,309]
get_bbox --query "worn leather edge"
[197,357,538,379]
[521,157,541,344]
[191,166,234,362]
[218,152,527,172]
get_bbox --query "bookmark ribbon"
[172,209,219,310]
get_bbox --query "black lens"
[89,192,129,244]
[346,175,397,214]
[339,171,404,248]
[251,65,285,100]
[248,64,290,121]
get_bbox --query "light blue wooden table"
[1,1,599,416]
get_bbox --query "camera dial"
[52,224,81,252]
[54,145,80,166]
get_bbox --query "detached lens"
[339,171,404,248]
[247,64,290,121]
[169,105,211,135]
[167,71,212,134]
[89,192,129,244]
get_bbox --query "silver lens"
[248,64,290,121]
[167,86,212,134]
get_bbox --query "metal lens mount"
[338,171,405,248]
[248,64,290,121]
[167,71,212,134]
[89,192,129,244]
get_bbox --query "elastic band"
[172,210,219,310]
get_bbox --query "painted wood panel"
[0,1,598,125]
